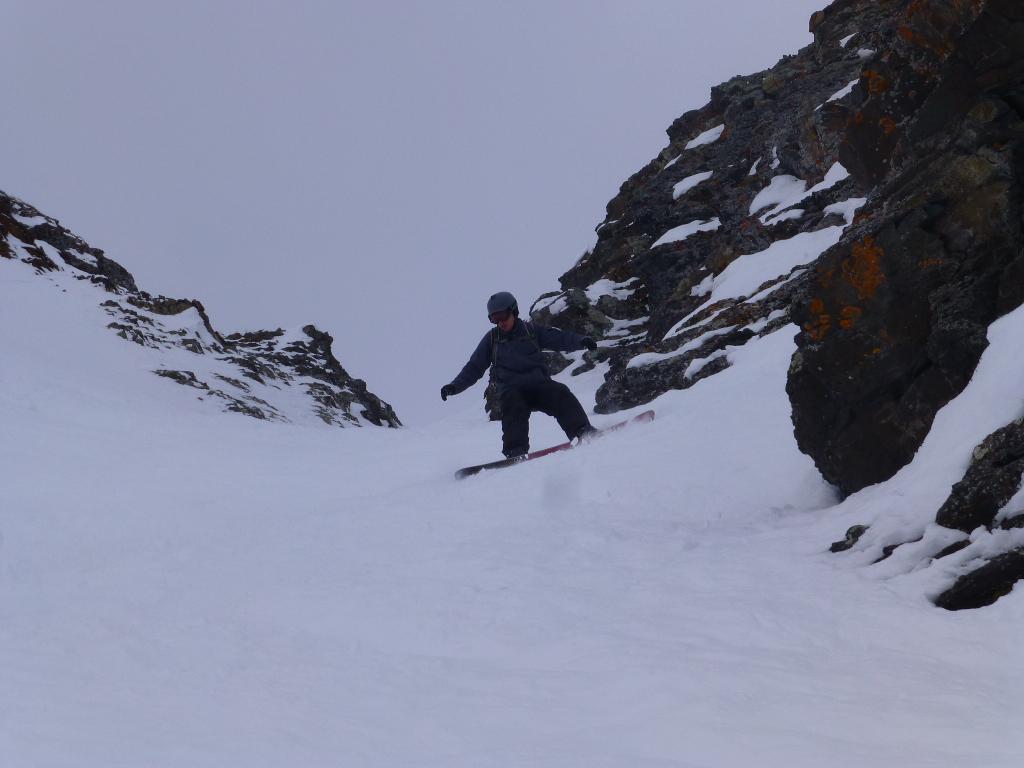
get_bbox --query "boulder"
[788,0,1024,495]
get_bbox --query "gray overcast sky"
[4,1,826,424]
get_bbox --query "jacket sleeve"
[535,324,588,352]
[448,333,492,394]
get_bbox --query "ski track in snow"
[2,258,1023,767]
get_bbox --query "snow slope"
[2,256,1023,767]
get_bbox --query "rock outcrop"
[929,418,1024,609]
[935,419,1024,535]
[783,0,1024,610]
[1,190,401,428]
[788,0,1024,496]
[527,0,883,415]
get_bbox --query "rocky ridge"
[526,0,1024,608]
[528,1,884,412]
[1,190,401,429]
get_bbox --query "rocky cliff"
[528,0,1024,608]
[789,0,1024,497]
[530,0,881,408]
[1,190,401,429]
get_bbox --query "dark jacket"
[448,320,588,394]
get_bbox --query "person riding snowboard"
[441,291,599,460]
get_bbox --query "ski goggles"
[488,309,514,324]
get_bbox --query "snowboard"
[454,409,655,480]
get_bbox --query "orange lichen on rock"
[840,305,863,330]
[951,0,985,20]
[878,116,898,135]
[863,71,890,94]
[804,298,833,342]
[898,25,916,43]
[897,13,956,58]
[843,236,886,300]
[819,264,837,290]
[905,0,925,18]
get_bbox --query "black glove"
[441,384,455,402]
[582,337,598,352]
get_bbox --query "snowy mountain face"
[4,2,1024,764]
[528,0,1024,609]
[0,190,401,429]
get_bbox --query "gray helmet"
[487,291,518,317]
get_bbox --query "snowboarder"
[441,291,599,459]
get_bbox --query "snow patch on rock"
[685,124,725,150]
[650,218,721,248]
[672,171,714,200]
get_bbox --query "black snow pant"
[500,379,592,457]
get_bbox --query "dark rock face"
[788,0,1024,495]
[936,419,1024,533]
[785,0,1024,608]
[925,417,1024,609]
[935,549,1024,610]
[1,189,401,428]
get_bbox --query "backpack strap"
[491,320,543,366]
[524,321,542,354]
